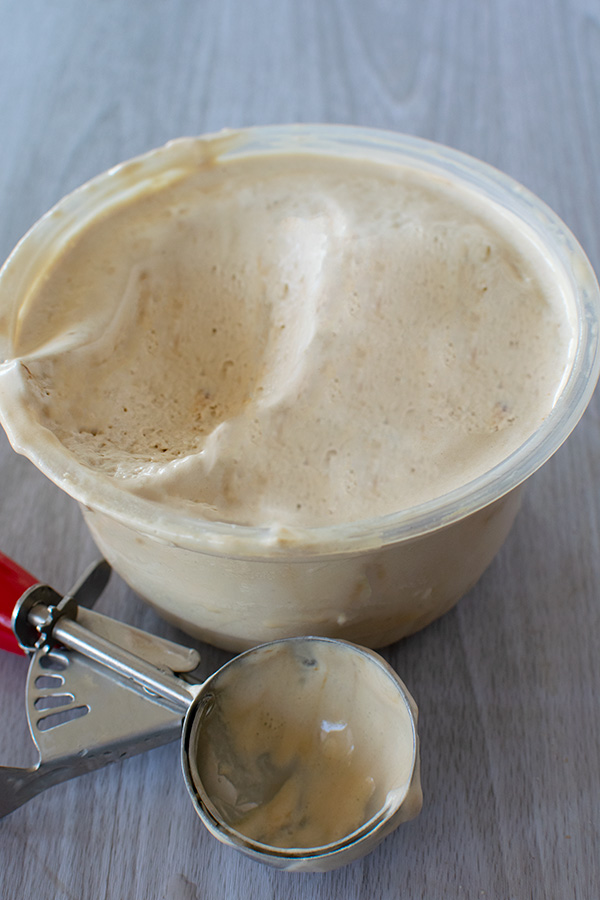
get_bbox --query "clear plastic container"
[0,125,598,650]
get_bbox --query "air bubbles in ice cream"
[3,141,575,528]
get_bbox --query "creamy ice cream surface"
[1,139,575,529]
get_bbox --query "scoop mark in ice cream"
[10,146,575,527]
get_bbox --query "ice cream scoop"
[0,551,421,872]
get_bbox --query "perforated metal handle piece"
[0,551,38,655]
[0,555,200,819]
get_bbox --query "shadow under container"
[0,126,599,650]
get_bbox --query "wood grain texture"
[0,0,599,897]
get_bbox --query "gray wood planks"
[0,1,599,897]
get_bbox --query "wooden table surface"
[1,1,599,897]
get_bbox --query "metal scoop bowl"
[0,552,421,872]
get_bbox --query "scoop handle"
[0,551,38,655]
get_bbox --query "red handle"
[0,551,38,655]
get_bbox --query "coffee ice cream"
[1,127,592,650]
[2,141,575,529]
